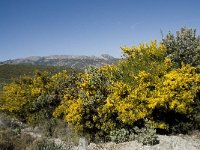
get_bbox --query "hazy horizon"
[1,0,200,61]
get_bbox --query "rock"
[78,137,88,150]
[83,134,200,150]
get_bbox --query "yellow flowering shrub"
[121,40,166,60]
[65,99,84,132]
[30,71,50,97]
[98,64,122,81]
[101,71,161,128]
[98,81,129,132]
[155,64,200,114]
[53,72,81,118]
[119,41,167,86]
[58,41,193,135]
[98,41,199,133]
[1,70,71,124]
[49,40,200,135]
[54,67,114,135]
[1,82,30,112]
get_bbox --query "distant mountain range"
[0,54,120,69]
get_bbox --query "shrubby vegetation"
[162,27,200,70]
[0,27,200,147]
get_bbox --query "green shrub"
[108,120,159,145]
[131,120,159,145]
[109,128,129,143]
[162,27,200,69]
[170,121,193,134]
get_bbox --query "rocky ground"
[20,128,200,150]
[79,134,200,150]
[1,113,200,150]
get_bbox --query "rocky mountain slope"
[0,54,119,69]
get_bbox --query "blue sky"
[0,0,200,61]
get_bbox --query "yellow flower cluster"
[121,40,166,60]
[1,83,28,112]
[156,64,200,114]
[65,99,83,128]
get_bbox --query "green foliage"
[131,120,159,145]
[0,64,69,85]
[170,121,194,134]
[109,128,129,143]
[108,120,159,145]
[162,27,200,69]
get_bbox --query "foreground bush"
[162,27,200,69]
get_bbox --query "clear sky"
[0,0,200,61]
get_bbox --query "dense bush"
[108,119,159,145]
[52,39,200,140]
[109,128,130,143]
[131,120,159,145]
[0,70,70,125]
[53,66,113,140]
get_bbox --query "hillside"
[0,54,119,89]
[0,64,75,89]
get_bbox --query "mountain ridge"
[0,54,120,69]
